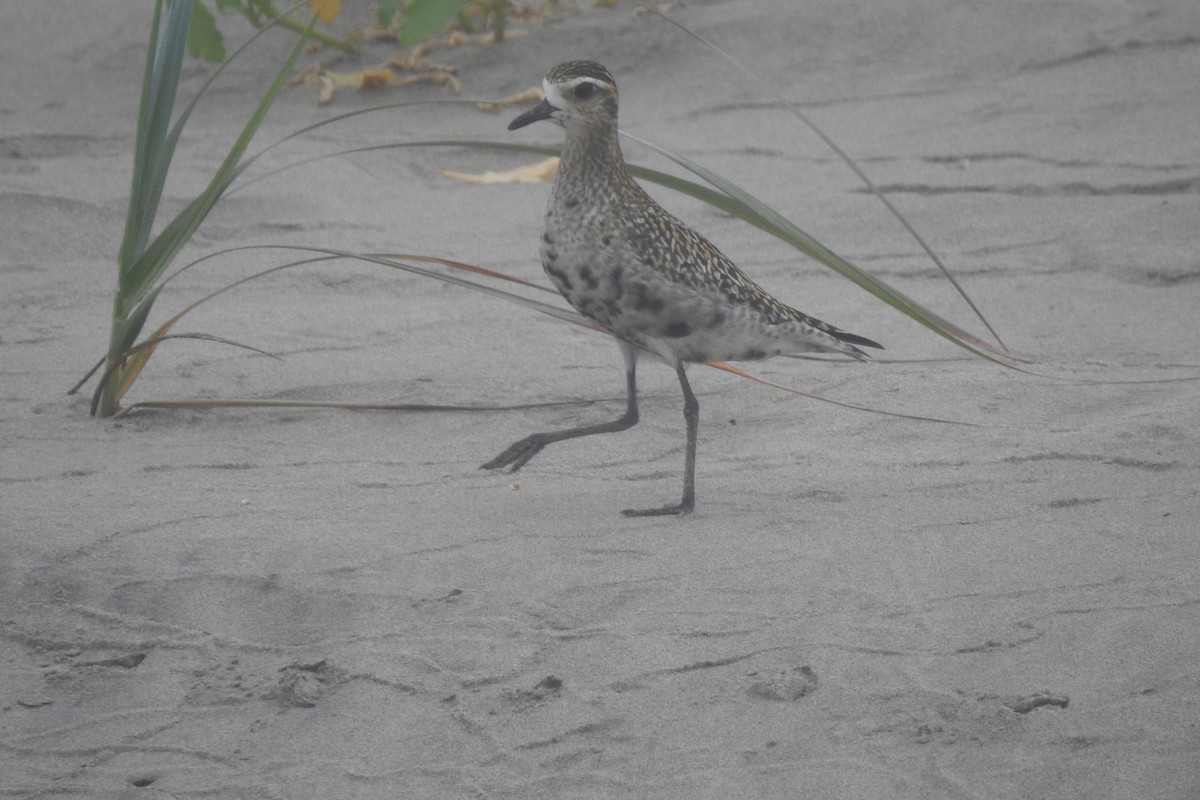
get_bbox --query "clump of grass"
[81,0,317,417]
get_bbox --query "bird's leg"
[481,345,639,473]
[622,363,697,517]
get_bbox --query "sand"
[2,1,1199,797]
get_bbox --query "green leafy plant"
[187,0,358,62]
[205,0,532,58]
[380,0,514,45]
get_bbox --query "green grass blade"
[231,99,484,186]
[92,286,163,413]
[119,0,193,281]
[114,397,606,418]
[118,0,163,276]
[119,0,313,317]
[224,135,1018,361]
[252,246,604,326]
[165,1,312,165]
[221,137,726,205]
[133,245,973,424]
[638,2,1008,352]
[156,246,597,344]
[620,131,1020,364]
[117,286,164,358]
[116,9,317,319]
[132,0,192,254]
[222,133,767,221]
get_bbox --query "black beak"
[508,98,557,130]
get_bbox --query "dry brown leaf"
[475,86,543,112]
[289,61,326,87]
[314,68,395,103]
[317,75,335,104]
[335,69,390,89]
[442,157,559,185]
[355,69,395,90]
[402,26,529,68]
[388,52,422,71]
[410,39,438,63]
[360,23,397,41]
[398,69,463,94]
[386,52,457,74]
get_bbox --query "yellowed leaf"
[317,75,335,104]
[361,23,397,41]
[308,0,341,23]
[288,61,325,87]
[475,86,543,112]
[442,157,560,185]
[387,52,457,74]
[387,52,421,71]
[325,68,395,89]
[356,68,395,90]
[398,69,463,93]
[303,66,397,103]
[110,313,182,404]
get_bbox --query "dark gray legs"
[481,344,697,517]
[621,363,696,517]
[480,359,640,474]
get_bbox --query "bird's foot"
[621,499,694,518]
[480,434,549,473]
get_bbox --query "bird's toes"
[622,501,693,518]
[480,450,521,471]
[480,436,545,472]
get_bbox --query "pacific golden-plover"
[482,60,882,517]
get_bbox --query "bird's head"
[509,60,619,132]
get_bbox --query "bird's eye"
[573,82,595,99]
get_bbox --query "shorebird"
[482,60,882,517]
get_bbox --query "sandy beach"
[3,1,1199,797]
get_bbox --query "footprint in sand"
[746,665,819,702]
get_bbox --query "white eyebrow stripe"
[543,79,568,108]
